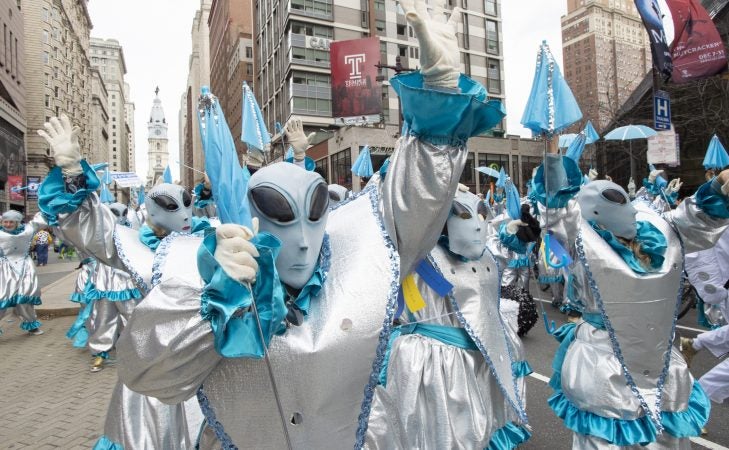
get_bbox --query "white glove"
[627,178,636,197]
[506,219,525,235]
[719,170,729,196]
[37,114,83,176]
[284,117,315,160]
[648,169,665,184]
[214,218,260,284]
[588,168,598,181]
[666,178,682,195]
[400,0,461,89]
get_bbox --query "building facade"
[124,82,136,173]
[23,0,93,214]
[208,0,256,164]
[181,0,212,188]
[561,0,651,132]
[253,0,505,152]
[88,67,109,168]
[0,0,25,214]
[146,88,169,187]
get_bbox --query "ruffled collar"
[589,220,666,274]
[0,224,25,235]
[138,217,210,251]
[283,234,331,323]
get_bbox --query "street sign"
[647,127,680,166]
[654,90,671,131]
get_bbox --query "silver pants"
[0,304,39,329]
[87,299,136,355]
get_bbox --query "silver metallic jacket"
[0,214,47,303]
[116,135,469,449]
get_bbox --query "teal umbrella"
[351,146,374,178]
[604,125,657,182]
[584,121,600,144]
[702,134,729,170]
[558,134,577,149]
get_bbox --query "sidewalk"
[36,270,80,318]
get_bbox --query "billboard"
[665,0,727,83]
[0,116,24,184]
[330,37,382,119]
[26,176,42,200]
[635,0,674,80]
[7,175,23,201]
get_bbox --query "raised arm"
[668,174,729,254]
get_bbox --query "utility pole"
[375,56,416,133]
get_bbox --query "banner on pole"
[330,37,382,120]
[7,175,23,201]
[635,0,674,80]
[26,176,42,200]
[110,172,144,188]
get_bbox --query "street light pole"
[375,56,416,133]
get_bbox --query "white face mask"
[248,163,329,289]
[578,180,638,240]
[145,184,193,233]
[445,190,489,260]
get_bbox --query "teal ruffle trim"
[695,179,729,219]
[93,351,110,359]
[87,288,142,302]
[0,294,42,309]
[499,222,527,254]
[37,160,101,226]
[69,292,86,303]
[198,230,286,358]
[486,422,531,450]
[391,71,506,146]
[532,156,583,208]
[285,155,316,171]
[548,381,709,446]
[589,220,666,274]
[93,435,124,450]
[20,320,41,331]
[512,360,533,378]
[538,275,564,284]
[507,257,531,269]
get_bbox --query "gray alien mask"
[108,202,130,226]
[248,163,329,290]
[145,183,193,233]
[578,180,638,240]
[328,184,349,207]
[445,189,490,261]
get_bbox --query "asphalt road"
[521,287,729,449]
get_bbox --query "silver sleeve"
[537,198,582,255]
[668,195,729,254]
[380,135,467,280]
[28,212,50,233]
[55,193,125,270]
[116,281,221,404]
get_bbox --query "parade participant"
[115,0,508,446]
[65,253,97,349]
[37,115,206,449]
[633,168,682,213]
[681,325,729,404]
[539,145,729,449]
[85,202,143,373]
[0,210,45,336]
[365,185,529,448]
[193,175,217,218]
[684,227,729,329]
[328,183,349,207]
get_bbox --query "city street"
[1,252,728,449]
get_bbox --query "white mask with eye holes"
[446,189,490,260]
[145,183,193,233]
[248,163,330,290]
[578,180,638,240]
[108,202,130,226]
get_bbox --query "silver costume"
[545,191,724,448]
[0,214,47,332]
[117,134,470,449]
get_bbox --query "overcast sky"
[87,0,567,179]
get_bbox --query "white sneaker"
[28,328,44,336]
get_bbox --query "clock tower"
[147,87,169,187]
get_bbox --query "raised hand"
[214,218,260,284]
[37,114,83,176]
[399,0,461,89]
[284,117,315,160]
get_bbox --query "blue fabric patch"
[390,71,506,146]
[0,224,25,235]
[284,155,316,171]
[589,220,666,274]
[92,435,124,450]
[193,182,215,209]
[532,157,583,208]
[695,178,729,219]
[507,257,531,268]
[87,288,142,302]
[512,360,533,378]
[499,222,527,254]
[539,275,564,284]
[486,422,532,450]
[0,294,42,310]
[37,160,101,226]
[198,230,286,358]
[139,217,210,251]
[20,320,41,331]
[378,323,477,387]
[548,381,710,446]
[642,178,663,196]
[414,259,453,297]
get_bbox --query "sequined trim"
[113,228,149,294]
[427,249,529,424]
[354,186,401,449]
[196,386,237,450]
[20,320,41,331]
[575,229,685,432]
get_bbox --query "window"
[486,20,499,54]
[331,149,352,189]
[291,22,333,39]
[45,95,50,107]
[292,71,330,86]
[520,156,542,194]
[291,46,330,63]
[398,45,407,57]
[487,59,501,94]
[247,63,253,75]
[397,24,406,36]
[478,153,509,192]
[375,20,386,35]
[43,52,49,64]
[43,30,49,44]
[246,46,253,58]
[54,86,58,97]
[315,157,328,182]
[485,0,496,15]
[462,52,471,76]
[290,0,332,16]
[459,153,476,192]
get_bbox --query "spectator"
[32,228,52,266]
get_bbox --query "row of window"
[0,22,19,81]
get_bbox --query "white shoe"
[28,328,44,336]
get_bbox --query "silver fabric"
[93,261,139,296]
[102,380,193,449]
[633,187,672,214]
[572,429,691,450]
[72,258,97,296]
[366,245,524,449]
[381,135,467,279]
[0,304,39,326]
[0,215,46,303]
[86,297,137,355]
[685,228,729,320]
[500,298,527,405]
[194,203,217,218]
